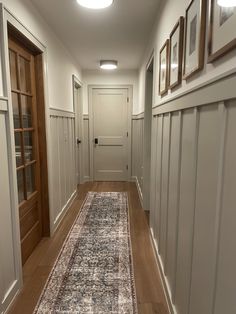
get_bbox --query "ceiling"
[32,0,160,70]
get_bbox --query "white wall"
[2,0,82,111]
[138,0,236,114]
[82,70,139,114]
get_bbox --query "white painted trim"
[133,176,143,207]
[4,7,46,50]
[0,6,23,310]
[154,68,236,109]
[73,75,84,185]
[83,176,91,182]
[150,228,176,314]
[0,98,7,111]
[49,108,75,118]
[211,102,228,313]
[88,85,133,181]
[52,189,77,233]
[153,73,236,115]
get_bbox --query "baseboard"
[134,176,143,207]
[4,280,20,314]
[149,228,177,314]
[52,189,78,234]
[83,176,91,183]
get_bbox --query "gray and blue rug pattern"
[34,192,137,314]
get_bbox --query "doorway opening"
[73,76,83,185]
[7,24,50,264]
[143,55,154,214]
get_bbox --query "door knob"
[94,138,98,144]
[77,138,82,144]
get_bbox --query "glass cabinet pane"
[21,96,32,128]
[17,169,25,204]
[23,131,34,163]
[12,92,21,129]
[14,132,23,167]
[26,164,35,197]
[9,50,18,90]
[19,56,31,93]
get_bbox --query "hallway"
[0,0,236,313]
[7,182,169,314]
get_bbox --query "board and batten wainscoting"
[131,113,144,204]
[49,109,77,232]
[0,98,22,314]
[149,73,236,314]
[83,114,90,182]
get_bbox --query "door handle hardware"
[94,138,98,145]
[77,138,82,145]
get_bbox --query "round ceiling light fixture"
[217,0,236,7]
[100,60,118,70]
[76,0,113,9]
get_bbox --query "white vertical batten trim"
[157,114,164,253]
[164,112,172,275]
[211,102,228,314]
[150,115,158,233]
[172,110,183,304]
[187,106,200,314]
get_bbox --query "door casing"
[88,85,133,181]
[143,52,155,211]
[73,75,84,184]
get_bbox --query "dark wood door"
[8,36,42,264]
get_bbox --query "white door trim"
[88,85,133,181]
[73,75,84,184]
[0,4,51,311]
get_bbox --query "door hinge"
[127,132,128,137]
[127,97,129,103]
[126,165,128,170]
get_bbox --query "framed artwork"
[208,1,236,62]
[159,40,169,96]
[183,0,207,79]
[169,17,184,89]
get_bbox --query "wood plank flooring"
[7,182,169,314]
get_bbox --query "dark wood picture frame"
[183,0,207,80]
[159,39,169,96]
[208,0,236,63]
[169,17,185,90]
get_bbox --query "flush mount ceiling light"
[76,0,113,9]
[217,0,236,7]
[100,60,118,70]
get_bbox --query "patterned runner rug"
[34,192,137,314]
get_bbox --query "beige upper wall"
[137,0,236,114]
[82,70,139,114]
[1,0,82,112]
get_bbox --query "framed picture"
[159,40,169,96]
[183,0,207,80]
[208,1,236,62]
[169,17,184,89]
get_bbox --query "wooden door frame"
[0,4,51,298]
[73,75,84,184]
[88,85,133,181]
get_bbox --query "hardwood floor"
[7,182,169,314]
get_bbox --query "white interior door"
[92,88,129,181]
